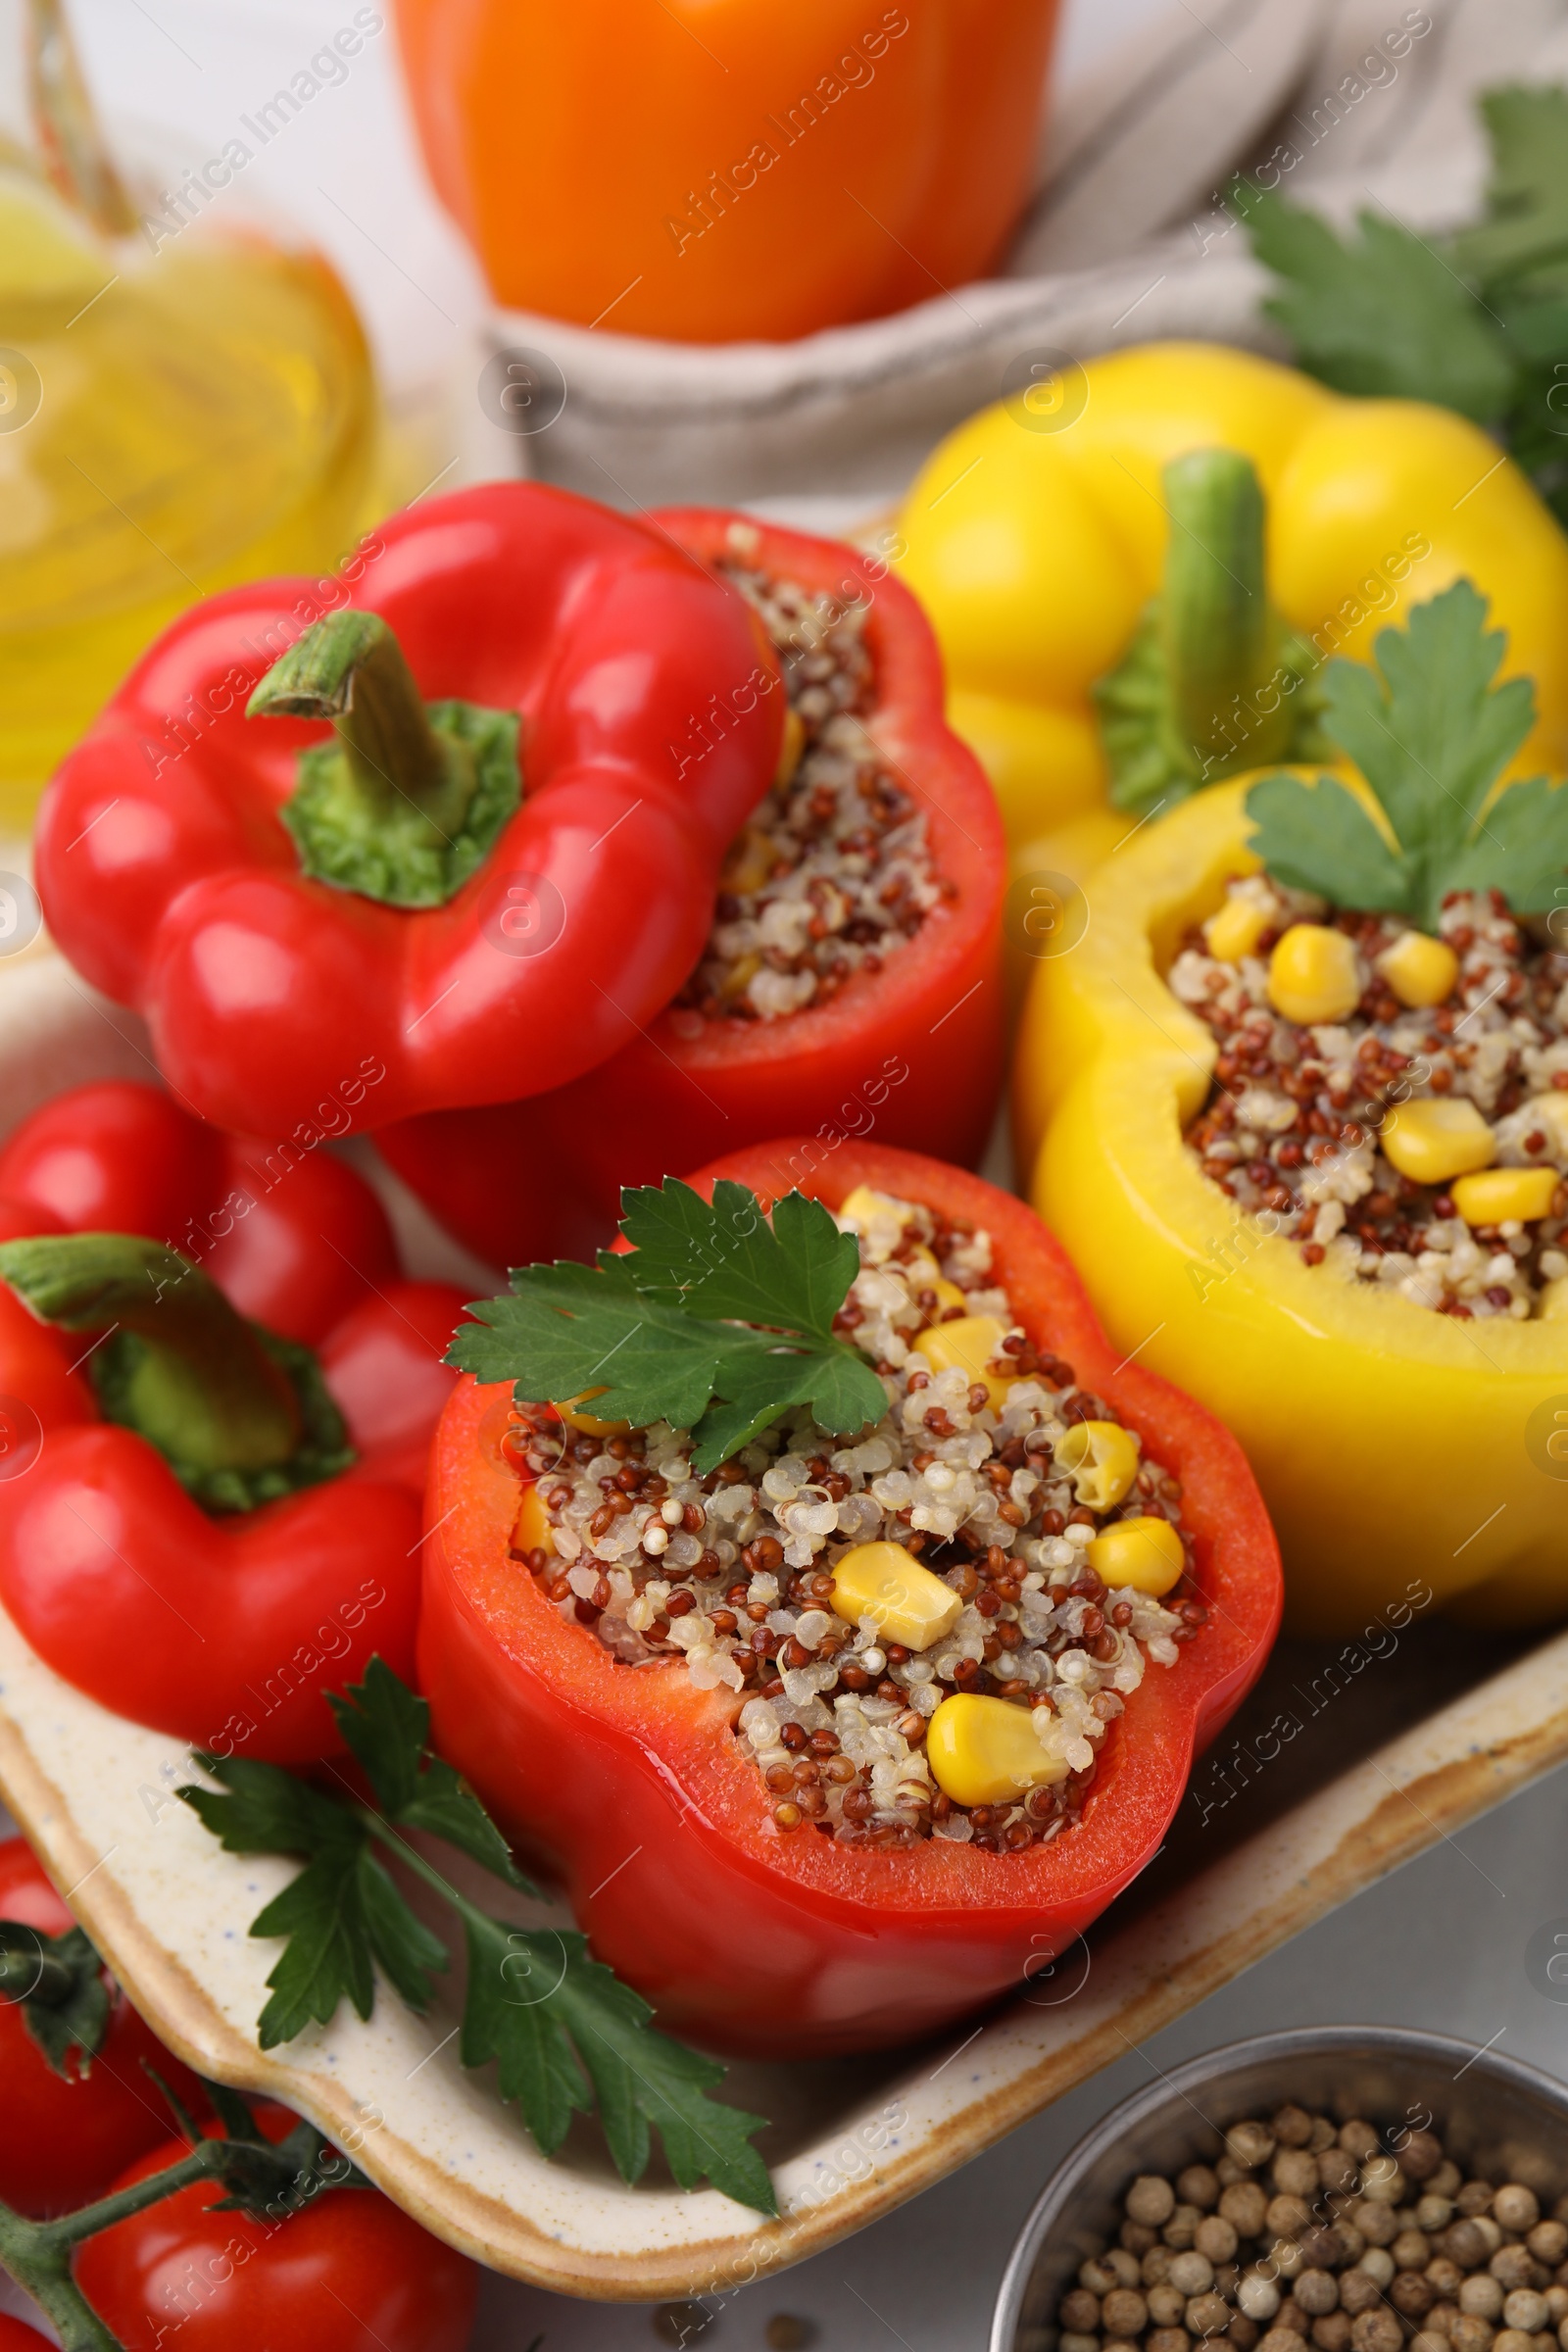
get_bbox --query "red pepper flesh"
[417,1141,1281,2056]
[34,485,783,1138]
[376,513,1007,1268]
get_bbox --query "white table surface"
[11,2,1568,2347]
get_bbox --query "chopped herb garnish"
[179,1659,775,2214]
[1235,83,1568,519]
[1245,579,1568,930]
[448,1177,889,1473]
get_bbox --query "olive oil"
[0,161,378,825]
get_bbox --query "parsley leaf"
[448,1178,887,1474]
[1238,178,1517,423]
[179,1660,776,2213]
[1245,580,1568,929]
[327,1655,526,1889]
[0,1920,110,2079]
[460,1918,774,2210]
[1451,85,1568,290]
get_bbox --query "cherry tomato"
[0,1080,399,1346]
[0,1837,205,2217]
[75,2111,479,2352]
[0,2317,52,2348]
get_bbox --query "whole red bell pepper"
[376,513,1007,1268]
[34,485,783,1139]
[0,1084,466,1764]
[417,1141,1280,2057]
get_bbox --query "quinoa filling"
[1175,878,1568,1320]
[670,526,946,1029]
[507,1188,1206,1852]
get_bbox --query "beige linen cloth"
[491,0,1568,514]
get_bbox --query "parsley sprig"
[179,1660,775,2215]
[1236,84,1568,520]
[1245,579,1568,930]
[448,1177,888,1473]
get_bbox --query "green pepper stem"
[0,1234,301,1477]
[1159,447,1279,772]
[247,611,476,839]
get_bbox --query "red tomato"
[75,2116,479,2352]
[0,2319,51,2348]
[0,1837,206,2217]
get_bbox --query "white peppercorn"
[1238,2278,1281,2322]
[1357,2252,1395,2289]
[1187,2295,1230,2337]
[1168,2254,1215,2298]
[1502,2290,1548,2334]
[1129,2179,1178,2228]
[1222,2187,1270,2238]
[1495,2189,1542,2235]
[1197,2220,1240,2266]
[1104,2291,1150,2336]
[1229,2125,1278,2173]
[1459,2277,1505,2322]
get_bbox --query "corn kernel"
[1266,923,1362,1025]
[1381,1097,1496,1185]
[926,1693,1070,1807]
[911,1313,1013,1408]
[720,830,775,897]
[774,703,806,788]
[1450,1166,1561,1227]
[1204,895,1271,964]
[514,1483,555,1557]
[1376,929,1458,1008]
[1541,1275,1568,1322]
[1054,1418,1140,1510]
[1088,1514,1186,1595]
[830,1542,962,1651]
[838,1183,890,1224]
[555,1389,631,1437]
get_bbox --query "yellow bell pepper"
[1012,778,1568,1636]
[894,342,1568,885]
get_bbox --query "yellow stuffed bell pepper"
[1014,579,1568,1638]
[895,341,1568,885]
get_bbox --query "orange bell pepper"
[392,0,1060,343]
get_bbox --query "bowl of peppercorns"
[992,2030,1568,2352]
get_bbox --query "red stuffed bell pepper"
[419,1141,1280,2056]
[0,1083,466,1763]
[34,484,783,1138]
[376,513,1006,1267]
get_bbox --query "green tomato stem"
[0,2142,228,2352]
